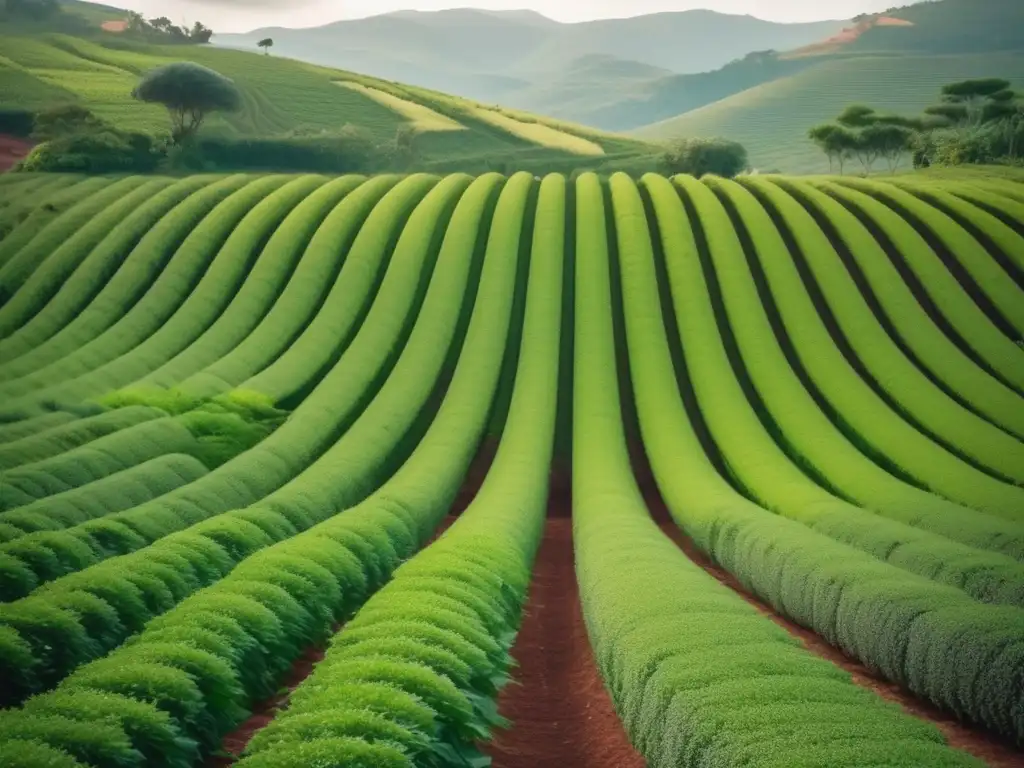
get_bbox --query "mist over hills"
[214,9,847,112]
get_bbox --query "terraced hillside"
[634,51,1024,173]
[0,30,655,172]
[0,170,1023,768]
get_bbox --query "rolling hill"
[0,22,658,174]
[213,9,848,108]
[631,0,1024,173]
[633,52,1024,173]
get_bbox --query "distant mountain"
[213,9,847,106]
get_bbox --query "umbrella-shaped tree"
[132,62,242,143]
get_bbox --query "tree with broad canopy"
[132,62,242,143]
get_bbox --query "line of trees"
[809,78,1024,174]
[124,11,212,44]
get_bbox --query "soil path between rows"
[485,516,646,768]
[208,441,1021,768]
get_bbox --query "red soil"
[206,635,330,766]
[0,134,32,173]
[100,20,129,33]
[786,15,915,58]
[485,517,645,768]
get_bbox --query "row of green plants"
[133,174,393,401]
[239,173,562,768]
[815,178,1024,387]
[0,400,284,601]
[832,177,1024,337]
[0,176,320,410]
[648,171,1024,592]
[573,170,983,766]
[676,172,1024,519]
[621,171,1024,744]
[0,170,1022,763]
[0,453,208,543]
[0,172,540,767]
[0,172,507,704]
[777,177,1024,438]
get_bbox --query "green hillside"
[847,0,1023,54]
[214,9,846,113]
[0,27,657,174]
[628,0,1024,173]
[634,52,1024,173]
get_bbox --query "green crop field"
[0,169,1022,767]
[634,52,1024,173]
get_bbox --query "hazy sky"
[108,0,918,33]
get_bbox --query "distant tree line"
[0,0,213,42]
[125,12,212,44]
[809,78,1024,174]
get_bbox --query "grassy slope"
[633,52,1024,173]
[214,9,846,116]
[0,24,656,172]
[630,0,1024,174]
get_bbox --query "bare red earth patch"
[0,134,33,173]
[486,517,645,768]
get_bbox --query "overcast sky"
[106,0,919,32]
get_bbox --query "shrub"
[658,137,749,177]
[18,130,163,174]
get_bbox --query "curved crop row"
[0,176,119,282]
[0,172,508,703]
[676,174,1024,519]
[0,176,218,351]
[144,174,376,396]
[889,179,1024,274]
[775,177,1024,439]
[574,171,979,768]
[0,172,538,765]
[0,454,208,543]
[812,179,1024,389]
[637,171,1024,744]
[834,177,1024,338]
[0,176,327,413]
[738,176,1024,482]
[660,174,1024,588]
[0,175,259,411]
[0,170,1021,766]
[0,175,307,399]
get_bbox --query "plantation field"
[0,30,657,173]
[634,52,1024,173]
[0,169,1022,767]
